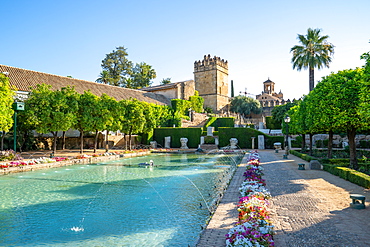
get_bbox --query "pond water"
[0,152,242,246]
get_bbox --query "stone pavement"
[197,150,370,247]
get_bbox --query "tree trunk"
[1,131,5,150]
[328,130,333,159]
[309,133,313,156]
[52,131,58,155]
[80,130,84,154]
[94,130,98,153]
[309,67,315,92]
[301,134,305,151]
[62,131,66,150]
[105,130,109,152]
[128,126,133,150]
[347,128,358,170]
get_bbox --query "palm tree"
[291,28,334,92]
[95,71,111,84]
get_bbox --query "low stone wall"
[0,151,151,175]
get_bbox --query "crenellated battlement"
[194,54,228,72]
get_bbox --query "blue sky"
[2,0,369,100]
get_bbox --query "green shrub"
[265,116,281,129]
[319,158,350,166]
[218,127,283,149]
[291,135,302,148]
[204,136,215,144]
[323,139,329,147]
[323,164,370,188]
[347,170,370,188]
[204,117,234,131]
[189,92,204,113]
[290,150,317,162]
[315,140,323,148]
[360,140,370,148]
[153,127,202,148]
[171,99,191,118]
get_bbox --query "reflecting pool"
[0,152,242,246]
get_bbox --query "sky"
[2,0,369,101]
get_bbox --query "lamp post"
[284,115,290,159]
[12,102,25,152]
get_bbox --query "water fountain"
[0,152,242,246]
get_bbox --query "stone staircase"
[181,112,209,128]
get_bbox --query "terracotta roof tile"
[0,64,170,105]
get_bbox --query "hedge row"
[289,150,317,162]
[218,127,284,149]
[323,164,370,189]
[153,127,202,148]
[289,151,370,188]
[203,117,234,131]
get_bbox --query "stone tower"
[194,54,229,113]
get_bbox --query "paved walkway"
[197,150,370,247]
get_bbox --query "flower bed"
[226,150,275,247]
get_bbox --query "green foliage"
[153,127,202,148]
[189,93,204,113]
[360,140,370,148]
[129,62,157,89]
[271,102,297,132]
[289,150,317,162]
[230,95,262,118]
[25,84,78,152]
[291,135,302,148]
[100,46,133,87]
[204,107,213,114]
[171,99,191,117]
[99,46,157,89]
[265,116,281,129]
[204,136,215,144]
[160,78,171,85]
[0,74,15,132]
[323,164,370,188]
[204,117,234,131]
[218,127,283,149]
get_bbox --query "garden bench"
[350,194,366,209]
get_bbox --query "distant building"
[140,80,195,100]
[142,54,229,113]
[256,78,290,117]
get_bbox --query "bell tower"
[194,54,229,112]
[263,78,275,94]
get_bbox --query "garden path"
[197,150,370,247]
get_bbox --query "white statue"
[230,138,238,149]
[180,137,189,149]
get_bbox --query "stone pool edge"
[0,151,151,175]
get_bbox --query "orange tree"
[308,68,369,169]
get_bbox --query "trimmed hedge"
[289,150,317,162]
[323,164,370,188]
[204,117,234,131]
[153,127,202,148]
[218,127,284,149]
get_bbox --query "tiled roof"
[0,64,170,105]
[141,80,193,92]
